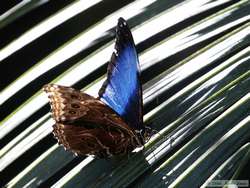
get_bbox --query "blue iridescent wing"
[98,17,143,131]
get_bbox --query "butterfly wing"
[99,18,143,131]
[43,84,142,157]
[43,84,93,123]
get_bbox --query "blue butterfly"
[43,18,151,158]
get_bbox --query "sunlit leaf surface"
[0,0,249,187]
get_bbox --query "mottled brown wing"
[43,84,142,157]
[43,84,94,122]
[52,123,138,157]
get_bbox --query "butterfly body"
[43,18,151,158]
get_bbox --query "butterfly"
[43,17,151,158]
